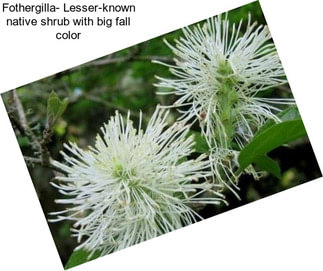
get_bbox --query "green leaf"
[187,130,209,153]
[255,106,301,136]
[47,91,68,124]
[238,119,307,171]
[65,249,100,269]
[278,106,301,121]
[253,155,281,179]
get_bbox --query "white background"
[0,0,322,270]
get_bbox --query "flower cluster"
[154,14,293,188]
[50,107,223,256]
[50,12,293,258]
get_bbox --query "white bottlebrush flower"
[154,14,294,188]
[50,107,224,256]
[154,14,294,145]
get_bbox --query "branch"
[11,89,42,152]
[86,55,132,66]
[11,89,29,131]
[10,89,53,168]
[6,109,26,136]
[133,55,174,64]
[76,54,174,69]
[24,156,65,176]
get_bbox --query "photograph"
[1,1,321,269]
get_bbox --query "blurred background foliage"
[1,1,321,266]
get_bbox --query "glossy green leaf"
[255,106,301,137]
[254,155,281,179]
[238,119,307,171]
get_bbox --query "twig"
[133,55,174,64]
[11,89,29,131]
[6,92,25,135]
[24,156,42,165]
[90,55,174,66]
[76,55,174,70]
[40,114,58,167]
[10,89,52,168]
[24,156,65,175]
[11,89,42,152]
[86,55,132,66]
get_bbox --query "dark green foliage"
[238,111,307,171]
[253,155,281,179]
[255,106,301,136]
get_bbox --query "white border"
[1,0,322,270]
